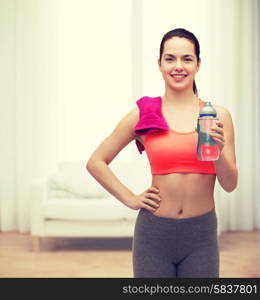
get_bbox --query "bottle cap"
[199,102,217,117]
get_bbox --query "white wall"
[0,0,17,230]
[0,0,135,231]
[63,0,134,162]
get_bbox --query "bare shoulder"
[213,104,229,115]
[213,104,233,123]
[108,106,140,142]
[87,106,140,165]
[122,106,139,127]
[114,106,139,137]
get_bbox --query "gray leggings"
[132,208,219,278]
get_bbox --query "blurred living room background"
[0,0,259,277]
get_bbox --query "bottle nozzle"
[199,101,217,117]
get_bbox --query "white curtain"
[210,0,260,231]
[0,0,259,232]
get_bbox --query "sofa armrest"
[30,178,48,236]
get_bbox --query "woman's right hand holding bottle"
[126,187,161,212]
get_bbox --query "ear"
[158,58,162,72]
[196,59,201,73]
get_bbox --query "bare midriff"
[151,173,216,218]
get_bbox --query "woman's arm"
[210,106,238,192]
[86,107,161,211]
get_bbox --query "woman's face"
[158,37,200,92]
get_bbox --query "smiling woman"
[87,27,238,278]
[158,35,200,96]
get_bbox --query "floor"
[0,230,259,278]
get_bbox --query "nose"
[174,59,184,70]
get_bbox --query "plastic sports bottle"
[196,102,220,161]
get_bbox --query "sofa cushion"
[109,159,151,194]
[49,159,152,199]
[48,161,107,198]
[43,197,138,221]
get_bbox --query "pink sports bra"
[134,96,216,175]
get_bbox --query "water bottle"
[196,102,220,161]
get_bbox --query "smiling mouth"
[170,74,188,78]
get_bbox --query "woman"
[87,28,238,278]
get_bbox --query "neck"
[162,86,198,106]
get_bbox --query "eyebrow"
[164,54,195,58]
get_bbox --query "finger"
[215,121,224,128]
[140,203,157,212]
[143,199,160,209]
[145,198,160,208]
[147,186,160,193]
[209,131,223,140]
[146,192,161,201]
[210,127,224,134]
[211,136,224,144]
[209,132,224,139]
[210,126,222,131]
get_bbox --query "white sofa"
[30,160,151,251]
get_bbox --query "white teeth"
[172,75,186,77]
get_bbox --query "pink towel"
[134,96,169,154]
